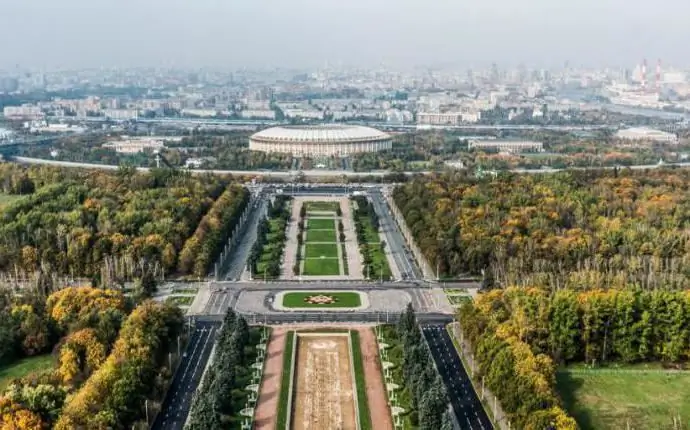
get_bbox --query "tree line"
[177,184,249,278]
[0,286,184,429]
[0,164,248,284]
[55,300,183,429]
[247,195,291,279]
[187,310,254,429]
[393,169,690,289]
[396,304,454,430]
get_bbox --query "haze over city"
[2,0,690,69]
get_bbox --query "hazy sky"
[1,0,688,70]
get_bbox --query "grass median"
[276,330,295,430]
[350,330,372,430]
[281,291,362,308]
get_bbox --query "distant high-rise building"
[0,77,19,93]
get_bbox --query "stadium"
[249,124,392,157]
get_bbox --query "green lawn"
[303,258,341,276]
[305,201,339,212]
[447,295,472,306]
[353,208,392,280]
[556,367,690,430]
[379,325,415,429]
[0,355,54,391]
[305,243,339,259]
[350,330,372,430]
[281,292,362,308]
[277,331,295,430]
[307,218,336,230]
[306,228,337,243]
[172,288,199,294]
[166,295,194,306]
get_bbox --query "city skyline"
[2,0,690,70]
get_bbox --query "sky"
[1,0,689,70]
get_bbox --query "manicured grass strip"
[276,331,295,430]
[303,257,341,275]
[165,295,194,306]
[282,292,362,308]
[379,325,415,429]
[0,354,54,391]
[305,243,339,259]
[305,201,339,212]
[350,330,372,430]
[556,367,690,430]
[307,218,336,230]
[306,228,336,243]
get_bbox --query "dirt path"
[253,328,287,430]
[357,328,394,430]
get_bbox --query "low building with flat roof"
[468,139,544,153]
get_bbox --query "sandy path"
[293,334,356,430]
[357,328,394,430]
[253,328,287,430]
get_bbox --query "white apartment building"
[103,138,165,154]
[103,109,139,121]
[468,139,544,153]
[615,127,678,144]
[240,110,276,119]
[416,111,481,126]
[3,105,44,120]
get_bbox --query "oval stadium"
[249,124,392,157]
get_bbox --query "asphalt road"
[369,189,421,280]
[422,325,493,430]
[222,196,267,280]
[152,321,220,430]
[203,288,237,314]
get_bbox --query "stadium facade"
[249,125,392,157]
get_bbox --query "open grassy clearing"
[305,201,339,212]
[276,331,295,430]
[306,228,337,243]
[281,291,362,308]
[307,218,336,230]
[556,367,690,430]
[350,330,372,430]
[165,295,194,306]
[303,257,341,275]
[305,242,339,259]
[0,354,54,391]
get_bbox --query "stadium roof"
[250,124,390,143]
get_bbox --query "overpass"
[60,115,616,132]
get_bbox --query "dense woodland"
[0,164,248,284]
[458,287,690,428]
[394,169,690,289]
[0,286,183,429]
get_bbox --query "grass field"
[307,218,336,230]
[0,355,54,391]
[165,295,194,306]
[306,228,336,242]
[305,201,339,212]
[350,330,372,430]
[282,292,362,308]
[303,258,340,275]
[276,331,295,430]
[305,243,339,259]
[556,367,690,429]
